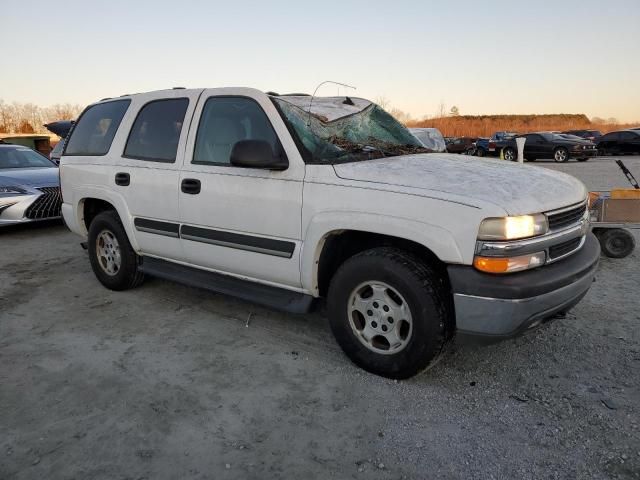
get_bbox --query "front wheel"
[327,248,450,379]
[88,211,145,290]
[554,147,569,162]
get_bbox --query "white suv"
[60,88,599,378]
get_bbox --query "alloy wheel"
[96,229,121,276]
[347,281,413,355]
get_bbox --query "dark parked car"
[501,132,597,162]
[562,129,602,142]
[475,132,517,157]
[597,130,640,156]
[445,137,477,154]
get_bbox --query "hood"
[333,154,587,215]
[0,167,59,188]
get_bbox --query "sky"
[1,0,639,122]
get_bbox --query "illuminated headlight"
[474,251,546,274]
[478,214,548,241]
[0,186,27,196]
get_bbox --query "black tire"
[503,147,516,161]
[597,148,606,156]
[598,228,636,258]
[327,247,451,379]
[554,147,569,162]
[476,148,485,157]
[87,210,145,290]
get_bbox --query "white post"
[516,137,526,164]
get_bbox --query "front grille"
[24,187,62,220]
[549,237,582,260]
[547,204,586,231]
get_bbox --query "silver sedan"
[0,144,62,226]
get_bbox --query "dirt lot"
[1,156,639,480]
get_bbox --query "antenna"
[307,80,356,126]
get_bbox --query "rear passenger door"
[178,89,305,289]
[109,90,201,261]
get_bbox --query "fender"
[71,185,139,251]
[300,211,464,294]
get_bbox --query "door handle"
[181,178,201,194]
[115,172,130,186]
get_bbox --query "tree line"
[0,100,84,135]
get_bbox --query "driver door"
[178,89,305,288]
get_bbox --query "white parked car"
[60,88,599,378]
[409,127,446,152]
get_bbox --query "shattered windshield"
[272,96,431,164]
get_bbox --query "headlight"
[0,186,28,196]
[478,214,548,240]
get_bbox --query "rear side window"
[124,98,189,162]
[64,100,130,156]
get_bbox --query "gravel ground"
[1,156,639,480]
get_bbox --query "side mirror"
[230,140,288,170]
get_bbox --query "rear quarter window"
[64,100,130,156]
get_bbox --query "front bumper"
[448,232,600,341]
[572,148,597,158]
[0,188,62,226]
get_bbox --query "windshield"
[558,134,583,140]
[0,147,54,169]
[272,97,430,164]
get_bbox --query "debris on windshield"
[273,96,432,163]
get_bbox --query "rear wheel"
[327,247,450,379]
[554,147,569,162]
[597,228,636,258]
[88,211,145,290]
[476,148,485,157]
[503,147,516,161]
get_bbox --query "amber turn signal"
[473,251,546,274]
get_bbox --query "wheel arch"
[314,230,452,299]
[75,190,139,251]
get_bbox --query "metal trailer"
[589,160,640,258]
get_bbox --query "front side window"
[0,147,53,169]
[193,97,281,165]
[64,100,130,156]
[603,133,619,141]
[124,98,189,162]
